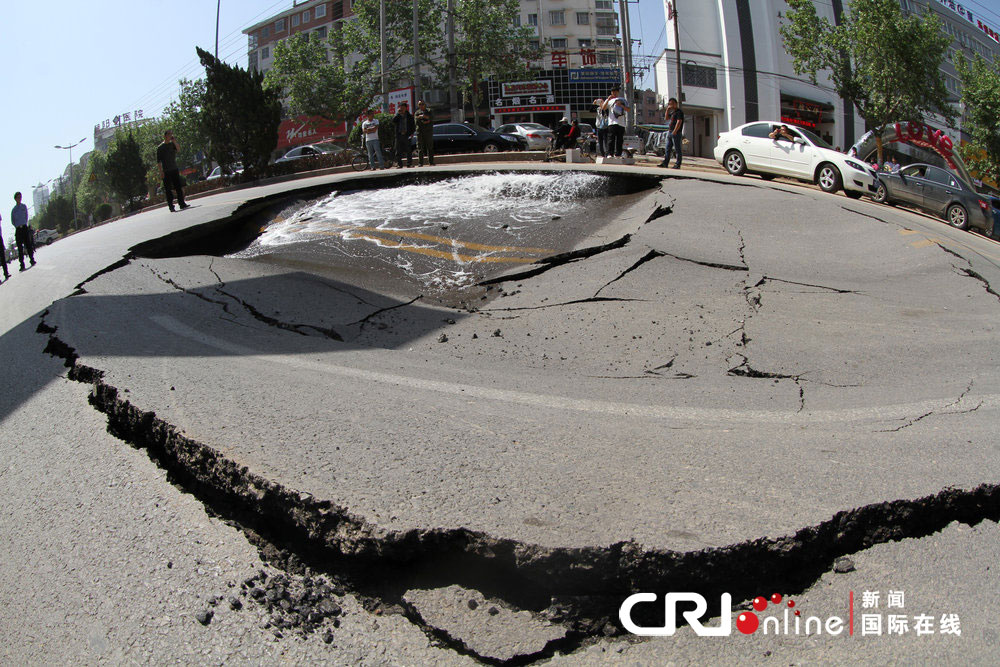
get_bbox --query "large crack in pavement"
[33,313,1000,662]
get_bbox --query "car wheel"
[872,182,888,204]
[724,150,746,176]
[483,142,500,153]
[946,203,969,230]
[844,190,862,199]
[46,239,53,245]
[817,163,842,193]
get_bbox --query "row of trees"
[263,0,538,128]
[781,0,1000,184]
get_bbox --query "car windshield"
[797,128,833,150]
[464,124,490,133]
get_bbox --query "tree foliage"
[161,78,211,169]
[197,47,281,176]
[781,0,954,162]
[956,53,1000,186]
[342,0,446,108]
[35,195,75,235]
[106,132,148,211]
[453,0,539,123]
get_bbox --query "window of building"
[597,38,617,64]
[316,3,327,18]
[275,18,285,32]
[316,25,328,40]
[262,26,270,38]
[529,39,540,51]
[528,13,538,26]
[596,14,617,36]
[683,63,717,89]
[577,12,590,25]
[552,38,567,48]
[249,51,259,71]
[579,39,592,48]
[595,1,613,10]
[262,46,270,59]
[249,34,258,50]
[550,10,565,26]
[513,14,521,27]
[303,10,311,22]
[292,14,300,27]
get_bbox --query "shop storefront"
[488,69,623,130]
[779,94,837,148]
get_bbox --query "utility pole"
[215,0,221,58]
[618,0,634,134]
[380,0,389,112]
[413,0,422,105]
[669,1,683,104]
[447,0,460,121]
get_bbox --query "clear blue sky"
[2,0,999,242]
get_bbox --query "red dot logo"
[736,612,760,634]
[752,596,768,611]
[787,600,795,608]
[770,593,783,605]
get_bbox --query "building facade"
[654,0,1000,160]
[32,183,50,215]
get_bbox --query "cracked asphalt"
[2,164,999,663]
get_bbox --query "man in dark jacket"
[414,100,435,166]
[156,130,189,212]
[393,102,416,168]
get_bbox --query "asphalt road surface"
[2,164,999,663]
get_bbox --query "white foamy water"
[239,172,610,250]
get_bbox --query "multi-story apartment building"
[245,1,353,77]
[653,0,1000,160]
[32,183,50,216]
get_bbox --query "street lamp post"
[54,137,87,230]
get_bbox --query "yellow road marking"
[347,233,537,263]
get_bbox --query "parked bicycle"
[349,144,395,171]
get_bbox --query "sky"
[1,0,999,242]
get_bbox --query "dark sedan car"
[414,123,523,154]
[872,163,992,231]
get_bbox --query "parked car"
[495,122,555,150]
[714,121,879,197]
[33,228,59,245]
[992,197,1000,239]
[415,123,523,155]
[872,163,993,232]
[274,144,343,164]
[206,163,243,180]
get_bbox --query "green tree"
[342,0,446,110]
[956,53,1000,186]
[106,132,148,211]
[454,0,539,124]
[265,30,374,126]
[76,150,113,218]
[197,47,281,176]
[37,195,75,234]
[161,78,211,171]
[780,0,954,163]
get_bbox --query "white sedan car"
[495,123,555,150]
[714,121,879,198]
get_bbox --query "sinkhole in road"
[225,171,656,297]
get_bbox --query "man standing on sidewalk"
[603,86,629,158]
[659,98,684,169]
[11,192,34,271]
[414,100,435,166]
[362,111,385,170]
[392,102,416,168]
[156,130,189,212]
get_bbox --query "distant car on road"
[33,228,59,245]
[872,163,993,232]
[274,144,343,164]
[991,197,1000,239]
[715,121,879,197]
[206,163,243,180]
[495,122,555,150]
[415,123,523,155]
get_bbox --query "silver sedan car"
[872,163,992,232]
[495,123,555,150]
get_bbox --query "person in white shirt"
[602,86,629,157]
[361,111,385,170]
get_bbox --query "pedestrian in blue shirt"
[11,191,34,271]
